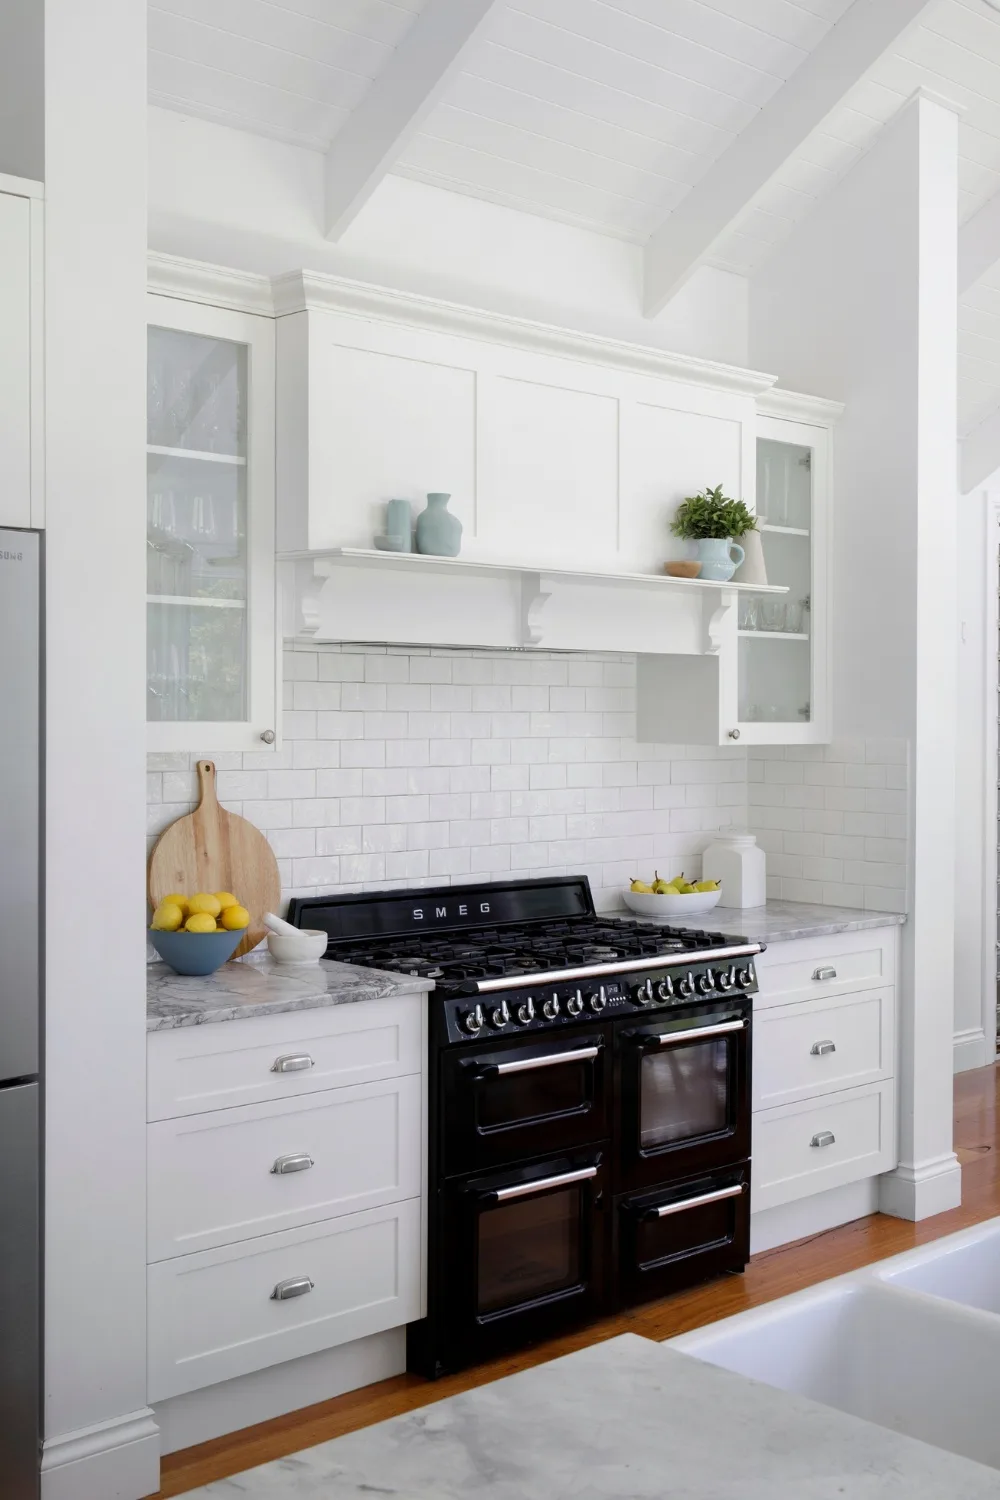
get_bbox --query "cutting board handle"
[196,760,218,808]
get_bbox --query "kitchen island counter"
[146,953,433,1032]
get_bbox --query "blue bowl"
[149,927,243,976]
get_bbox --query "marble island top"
[182,1333,1000,1498]
[146,953,433,1032]
[622,897,906,944]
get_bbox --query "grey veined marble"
[623,897,905,944]
[147,953,433,1031]
[179,1334,1000,1498]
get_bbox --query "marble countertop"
[182,1333,1000,1498]
[621,897,905,944]
[147,954,433,1032]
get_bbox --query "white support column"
[42,1,154,1497]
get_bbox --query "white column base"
[879,1154,962,1221]
[41,1408,160,1500]
[953,1027,992,1073]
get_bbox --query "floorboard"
[149,1063,1000,1499]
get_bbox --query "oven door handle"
[474,1165,600,1205]
[643,1182,747,1220]
[474,1044,602,1079]
[646,1018,747,1048]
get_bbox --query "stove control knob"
[632,979,654,1006]
[462,1005,485,1036]
[736,966,754,990]
[490,1001,511,1029]
[656,977,675,1002]
[566,990,584,1017]
[677,973,695,999]
[587,986,608,1014]
[542,994,560,1020]
[717,970,734,992]
[517,997,536,1026]
[696,971,715,995]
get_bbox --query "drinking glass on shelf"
[783,601,804,633]
[739,596,760,630]
[761,599,785,632]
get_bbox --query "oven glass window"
[477,1061,592,1133]
[640,1038,729,1150]
[477,1188,582,1315]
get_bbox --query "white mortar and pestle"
[264,912,328,964]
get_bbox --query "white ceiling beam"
[324,0,500,241]
[961,406,1000,493]
[959,188,1000,294]
[643,0,935,319]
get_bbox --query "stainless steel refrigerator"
[0,527,41,1498]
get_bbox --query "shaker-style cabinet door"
[146,295,277,753]
[0,182,42,530]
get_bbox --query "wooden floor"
[151,1063,1000,1499]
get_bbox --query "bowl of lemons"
[149,891,252,976]
[622,873,722,919]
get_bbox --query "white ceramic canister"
[702,831,766,909]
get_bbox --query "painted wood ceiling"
[148,0,1000,432]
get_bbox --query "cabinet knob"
[810,1131,836,1149]
[260,729,276,745]
[810,1039,836,1057]
[271,1053,314,1074]
[813,966,837,982]
[271,1152,314,1175]
[728,728,741,740]
[271,1276,314,1301]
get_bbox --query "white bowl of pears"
[622,872,722,918]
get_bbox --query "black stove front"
[288,876,759,1377]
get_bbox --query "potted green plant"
[670,485,758,582]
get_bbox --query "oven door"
[440,1029,611,1176]
[617,1002,751,1191]
[436,1151,609,1371]
[615,1163,750,1310]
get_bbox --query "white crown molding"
[0,171,43,199]
[147,250,274,316]
[271,268,779,397]
[757,386,844,424]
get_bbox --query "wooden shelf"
[759,523,809,537]
[147,445,246,466]
[738,629,809,642]
[147,594,246,609]
[279,547,789,595]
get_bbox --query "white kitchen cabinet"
[146,295,277,753]
[0,177,43,530]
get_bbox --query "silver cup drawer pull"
[271,1276,314,1301]
[810,1039,837,1056]
[271,1054,315,1074]
[810,1130,836,1149]
[813,966,837,982]
[271,1153,314,1175]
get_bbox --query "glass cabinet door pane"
[147,327,249,724]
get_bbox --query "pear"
[693,880,719,893]
[630,878,654,894]
[651,871,673,895]
[675,880,696,895]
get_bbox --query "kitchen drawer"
[148,1196,422,1401]
[148,1075,422,1261]
[752,1082,895,1213]
[752,988,894,1111]
[148,996,424,1121]
[754,929,897,1011]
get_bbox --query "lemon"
[162,892,189,916]
[151,902,184,932]
[188,892,222,918]
[219,904,250,931]
[214,891,240,911]
[185,912,218,933]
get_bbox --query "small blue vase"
[416,493,462,557]
[693,537,745,582]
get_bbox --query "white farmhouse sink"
[670,1257,1000,1471]
[877,1218,1000,1315]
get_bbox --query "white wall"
[147,106,750,370]
[42,1,154,1497]
[0,0,43,181]
[750,93,961,1222]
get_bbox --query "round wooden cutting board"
[148,760,280,958]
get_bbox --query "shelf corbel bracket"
[519,571,552,648]
[705,587,738,656]
[293,556,335,638]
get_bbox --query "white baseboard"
[954,1026,992,1073]
[879,1153,962,1220]
[750,1178,879,1255]
[154,1327,406,1456]
[41,1408,160,1500]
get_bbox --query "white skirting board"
[154,1327,406,1456]
[41,1408,160,1500]
[953,1026,992,1073]
[750,1177,879,1255]
[879,1154,963,1221]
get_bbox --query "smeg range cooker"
[288,875,761,1377]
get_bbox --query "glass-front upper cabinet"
[734,414,831,744]
[146,296,277,752]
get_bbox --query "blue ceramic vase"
[693,537,745,582]
[416,493,462,557]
